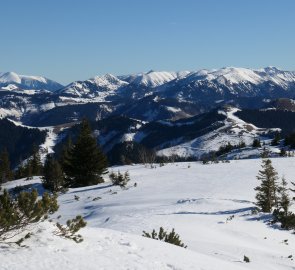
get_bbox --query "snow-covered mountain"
[0,71,63,91]
[119,70,190,88]
[179,67,295,87]
[55,67,295,102]
[1,67,295,126]
[58,74,128,99]
[154,67,295,101]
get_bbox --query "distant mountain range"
[0,67,295,126]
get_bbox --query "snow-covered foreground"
[2,158,295,269]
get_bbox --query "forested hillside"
[0,119,47,167]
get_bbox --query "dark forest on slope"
[0,119,47,167]
[235,109,295,136]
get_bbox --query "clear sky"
[1,0,295,84]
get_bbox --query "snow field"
[1,158,295,269]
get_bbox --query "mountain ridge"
[0,71,64,92]
[1,66,295,127]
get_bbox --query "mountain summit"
[0,71,63,91]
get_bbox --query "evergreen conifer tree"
[64,119,108,187]
[254,159,279,212]
[60,136,72,169]
[42,154,64,192]
[273,178,295,229]
[0,149,13,183]
[277,176,291,214]
[30,144,42,176]
[0,189,58,241]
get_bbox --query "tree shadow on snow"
[9,183,46,196]
[68,184,113,194]
[170,207,255,216]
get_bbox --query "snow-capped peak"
[0,71,22,84]
[213,67,264,84]
[0,71,63,91]
[91,74,128,90]
[121,70,191,88]
[58,74,129,99]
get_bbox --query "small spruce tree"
[278,176,291,214]
[42,154,64,192]
[109,171,130,187]
[273,179,295,230]
[254,159,279,212]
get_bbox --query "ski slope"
[1,158,295,269]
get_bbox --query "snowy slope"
[0,223,249,270]
[157,107,279,158]
[1,158,295,269]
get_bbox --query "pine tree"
[64,119,108,187]
[277,176,291,214]
[273,178,295,230]
[109,170,130,187]
[254,159,279,212]
[30,144,42,176]
[42,154,64,192]
[0,189,58,241]
[0,149,13,183]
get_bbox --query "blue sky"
[1,0,295,84]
